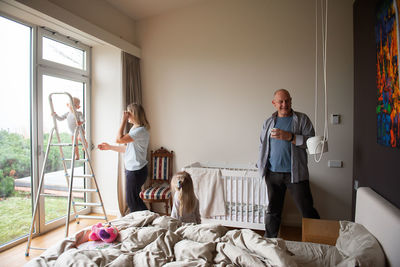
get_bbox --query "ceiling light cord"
[314,0,328,163]
[315,0,318,132]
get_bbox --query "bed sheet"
[25,211,298,267]
[24,212,384,267]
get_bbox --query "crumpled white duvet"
[24,212,384,267]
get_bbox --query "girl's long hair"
[127,103,150,129]
[171,171,197,217]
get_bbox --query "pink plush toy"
[88,222,118,243]
[88,222,103,241]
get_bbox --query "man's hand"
[270,128,293,142]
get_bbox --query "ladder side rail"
[65,131,79,228]
[83,136,108,223]
[73,102,108,223]
[79,126,108,222]
[65,126,79,237]
[69,127,87,225]
[49,94,77,217]
[71,102,90,225]
[25,128,56,256]
[49,93,79,235]
[48,93,69,172]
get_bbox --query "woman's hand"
[98,142,111,150]
[122,111,130,122]
[115,111,134,144]
[97,142,126,153]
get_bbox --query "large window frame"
[0,13,92,251]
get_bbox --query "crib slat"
[230,176,232,222]
[252,177,254,223]
[257,176,262,223]
[235,176,238,222]
[223,174,226,220]
[246,177,249,223]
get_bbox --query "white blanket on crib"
[184,167,226,217]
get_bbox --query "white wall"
[137,0,354,224]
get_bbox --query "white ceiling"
[104,0,207,21]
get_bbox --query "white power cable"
[315,0,319,132]
[314,0,329,162]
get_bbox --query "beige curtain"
[117,52,143,216]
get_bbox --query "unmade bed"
[24,187,400,267]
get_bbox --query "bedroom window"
[0,17,92,251]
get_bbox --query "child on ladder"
[53,96,87,160]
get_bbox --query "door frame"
[36,66,92,234]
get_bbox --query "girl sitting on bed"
[170,171,201,224]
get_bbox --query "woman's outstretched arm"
[98,142,126,153]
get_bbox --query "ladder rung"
[72,174,94,178]
[73,202,102,207]
[72,188,98,192]
[64,159,88,162]
[75,215,107,220]
[50,143,82,147]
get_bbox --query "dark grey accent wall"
[353,0,400,217]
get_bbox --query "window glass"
[0,16,32,247]
[42,36,86,70]
[42,75,86,224]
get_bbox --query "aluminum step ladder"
[25,92,108,256]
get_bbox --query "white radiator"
[184,163,268,231]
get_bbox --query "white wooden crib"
[184,163,268,230]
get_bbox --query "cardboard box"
[302,218,340,246]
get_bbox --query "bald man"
[257,89,320,238]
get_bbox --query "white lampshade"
[307,136,328,155]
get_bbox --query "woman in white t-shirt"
[98,103,150,212]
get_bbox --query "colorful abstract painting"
[376,0,400,148]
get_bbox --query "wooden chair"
[139,147,173,215]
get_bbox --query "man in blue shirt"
[258,89,320,238]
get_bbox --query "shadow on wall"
[281,179,349,227]
[312,181,349,220]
